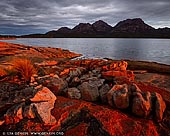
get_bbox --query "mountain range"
[2,18,170,38]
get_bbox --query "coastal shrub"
[11,58,37,83]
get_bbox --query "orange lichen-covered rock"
[102,60,128,71]
[30,87,57,125]
[102,70,134,81]
[132,92,152,117]
[109,61,128,71]
[112,84,129,109]
[35,60,58,67]
[60,68,70,77]
[153,92,166,122]
[51,96,159,136]
[30,87,56,102]
[0,41,81,59]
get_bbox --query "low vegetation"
[11,58,37,84]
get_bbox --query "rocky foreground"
[0,41,170,136]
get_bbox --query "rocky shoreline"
[0,41,170,135]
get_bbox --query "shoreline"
[1,40,169,67]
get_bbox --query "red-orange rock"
[102,70,134,81]
[51,96,159,136]
[132,92,151,117]
[112,84,129,109]
[60,68,70,77]
[4,103,24,125]
[154,92,166,122]
[103,61,128,71]
[35,60,58,67]
[0,41,81,59]
[30,87,57,125]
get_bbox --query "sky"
[0,0,170,35]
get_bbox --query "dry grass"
[11,58,37,83]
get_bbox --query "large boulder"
[37,76,68,96]
[99,84,111,103]
[33,102,56,125]
[107,84,129,109]
[132,91,151,117]
[78,82,99,101]
[153,92,166,122]
[30,87,57,125]
[67,87,81,99]
[88,78,105,88]
[112,84,129,109]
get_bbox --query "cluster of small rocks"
[0,60,167,127]
[30,59,166,122]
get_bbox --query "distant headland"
[1,18,170,38]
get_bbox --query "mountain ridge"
[1,18,170,38]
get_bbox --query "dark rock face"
[45,27,71,37]
[113,18,154,32]
[72,23,96,36]
[92,20,112,34]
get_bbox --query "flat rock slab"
[51,96,159,136]
[135,73,170,91]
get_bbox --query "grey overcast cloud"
[0,0,170,35]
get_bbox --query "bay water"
[2,38,170,65]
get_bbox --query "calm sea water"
[2,38,170,64]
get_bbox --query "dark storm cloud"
[0,0,170,35]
